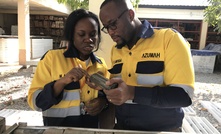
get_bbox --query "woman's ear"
[128,9,135,21]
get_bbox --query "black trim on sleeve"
[133,86,192,108]
[36,81,64,111]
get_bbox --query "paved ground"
[0,62,23,73]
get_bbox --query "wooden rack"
[146,19,202,49]
[0,117,181,134]
[30,15,67,49]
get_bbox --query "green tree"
[204,0,221,33]
[131,0,140,9]
[57,0,140,11]
[57,0,140,10]
[57,0,89,10]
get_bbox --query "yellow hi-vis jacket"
[28,47,108,127]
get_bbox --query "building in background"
[137,0,220,50]
[0,0,71,64]
[0,0,220,67]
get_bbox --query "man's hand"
[103,78,135,105]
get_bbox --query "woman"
[28,9,111,128]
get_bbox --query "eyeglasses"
[101,9,128,34]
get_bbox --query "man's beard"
[116,38,127,49]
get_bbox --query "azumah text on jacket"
[142,53,160,58]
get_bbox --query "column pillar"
[89,0,114,68]
[199,20,208,49]
[18,0,31,65]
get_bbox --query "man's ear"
[128,9,135,21]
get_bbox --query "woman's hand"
[61,67,85,84]
[53,67,85,97]
[84,97,108,116]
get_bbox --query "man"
[99,0,195,132]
